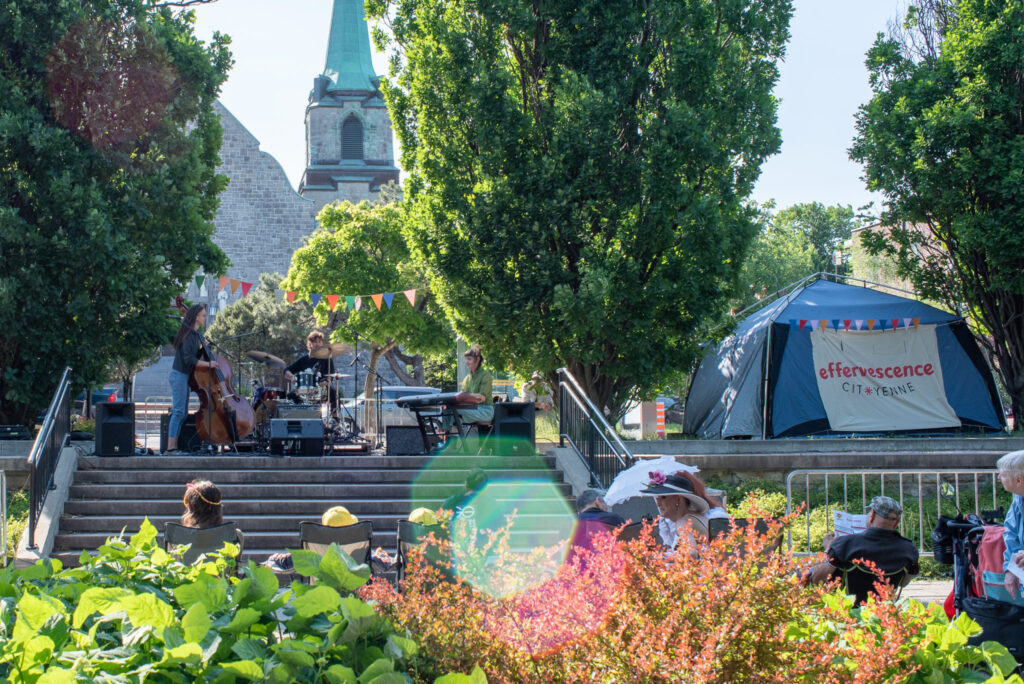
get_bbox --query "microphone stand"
[333,319,385,449]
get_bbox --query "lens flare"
[46,18,179,149]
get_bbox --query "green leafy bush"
[0,519,473,683]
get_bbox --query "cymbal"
[247,350,286,368]
[325,373,352,379]
[310,342,354,359]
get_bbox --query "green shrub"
[0,519,472,682]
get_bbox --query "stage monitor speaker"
[95,402,135,456]
[159,413,200,453]
[386,425,425,455]
[270,418,323,456]
[492,402,536,454]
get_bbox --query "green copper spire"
[321,0,378,92]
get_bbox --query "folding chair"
[164,522,244,565]
[708,517,783,556]
[299,520,374,565]
[396,520,449,584]
[839,563,911,605]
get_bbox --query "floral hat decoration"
[640,471,709,514]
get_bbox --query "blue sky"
[191,0,902,214]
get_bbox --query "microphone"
[349,354,357,366]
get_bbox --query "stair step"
[52,527,570,552]
[77,455,557,471]
[67,482,572,499]
[62,498,570,516]
[73,469,560,485]
[57,512,561,532]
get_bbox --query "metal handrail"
[557,367,634,488]
[557,368,632,458]
[27,366,73,550]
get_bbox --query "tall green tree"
[773,203,858,275]
[281,201,452,430]
[368,0,793,418]
[734,210,816,311]
[850,0,1024,419]
[0,0,231,425]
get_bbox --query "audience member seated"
[676,471,729,520]
[641,471,710,549]
[408,507,440,526]
[182,480,225,528]
[265,506,359,574]
[802,496,920,604]
[576,489,627,527]
[999,450,1024,597]
[519,371,554,411]
[442,468,488,516]
[169,480,243,563]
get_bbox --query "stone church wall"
[190,102,319,315]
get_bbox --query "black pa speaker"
[95,402,135,456]
[160,413,200,453]
[492,402,535,454]
[386,425,426,455]
[270,419,323,456]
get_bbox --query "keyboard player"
[443,346,493,430]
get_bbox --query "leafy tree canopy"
[0,0,231,424]
[850,0,1024,417]
[368,0,793,418]
[773,203,858,275]
[281,201,452,407]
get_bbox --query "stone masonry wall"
[190,102,319,315]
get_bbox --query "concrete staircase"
[53,452,572,567]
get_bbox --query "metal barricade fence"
[786,469,1004,557]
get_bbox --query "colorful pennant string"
[327,294,339,311]
[371,294,383,310]
[286,291,297,304]
[195,275,205,290]
[383,293,394,309]
[311,293,322,307]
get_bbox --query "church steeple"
[321,0,378,93]
[298,0,400,209]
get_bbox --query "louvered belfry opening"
[342,115,364,160]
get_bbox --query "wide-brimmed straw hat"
[640,473,710,515]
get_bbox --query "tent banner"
[810,325,960,432]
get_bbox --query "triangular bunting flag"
[904,317,912,329]
[808,320,818,330]
[355,296,362,311]
[831,319,841,332]
[371,293,383,310]
[345,295,355,311]
[891,318,900,330]
[877,319,887,331]
[311,293,322,307]
[219,276,229,291]
[403,289,416,306]
[912,317,920,329]
[286,291,297,305]
[819,320,828,332]
[867,319,876,331]
[854,319,864,331]
[843,320,852,331]
[195,275,205,290]
[790,319,799,329]
[383,293,394,309]
[327,295,339,311]
[799,320,808,330]
[241,281,253,297]
[229,278,240,294]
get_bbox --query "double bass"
[175,297,255,445]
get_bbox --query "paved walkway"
[902,579,952,605]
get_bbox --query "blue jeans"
[168,368,190,439]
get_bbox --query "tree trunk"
[382,348,425,386]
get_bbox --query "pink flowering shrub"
[361,517,1017,682]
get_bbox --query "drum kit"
[244,344,357,451]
